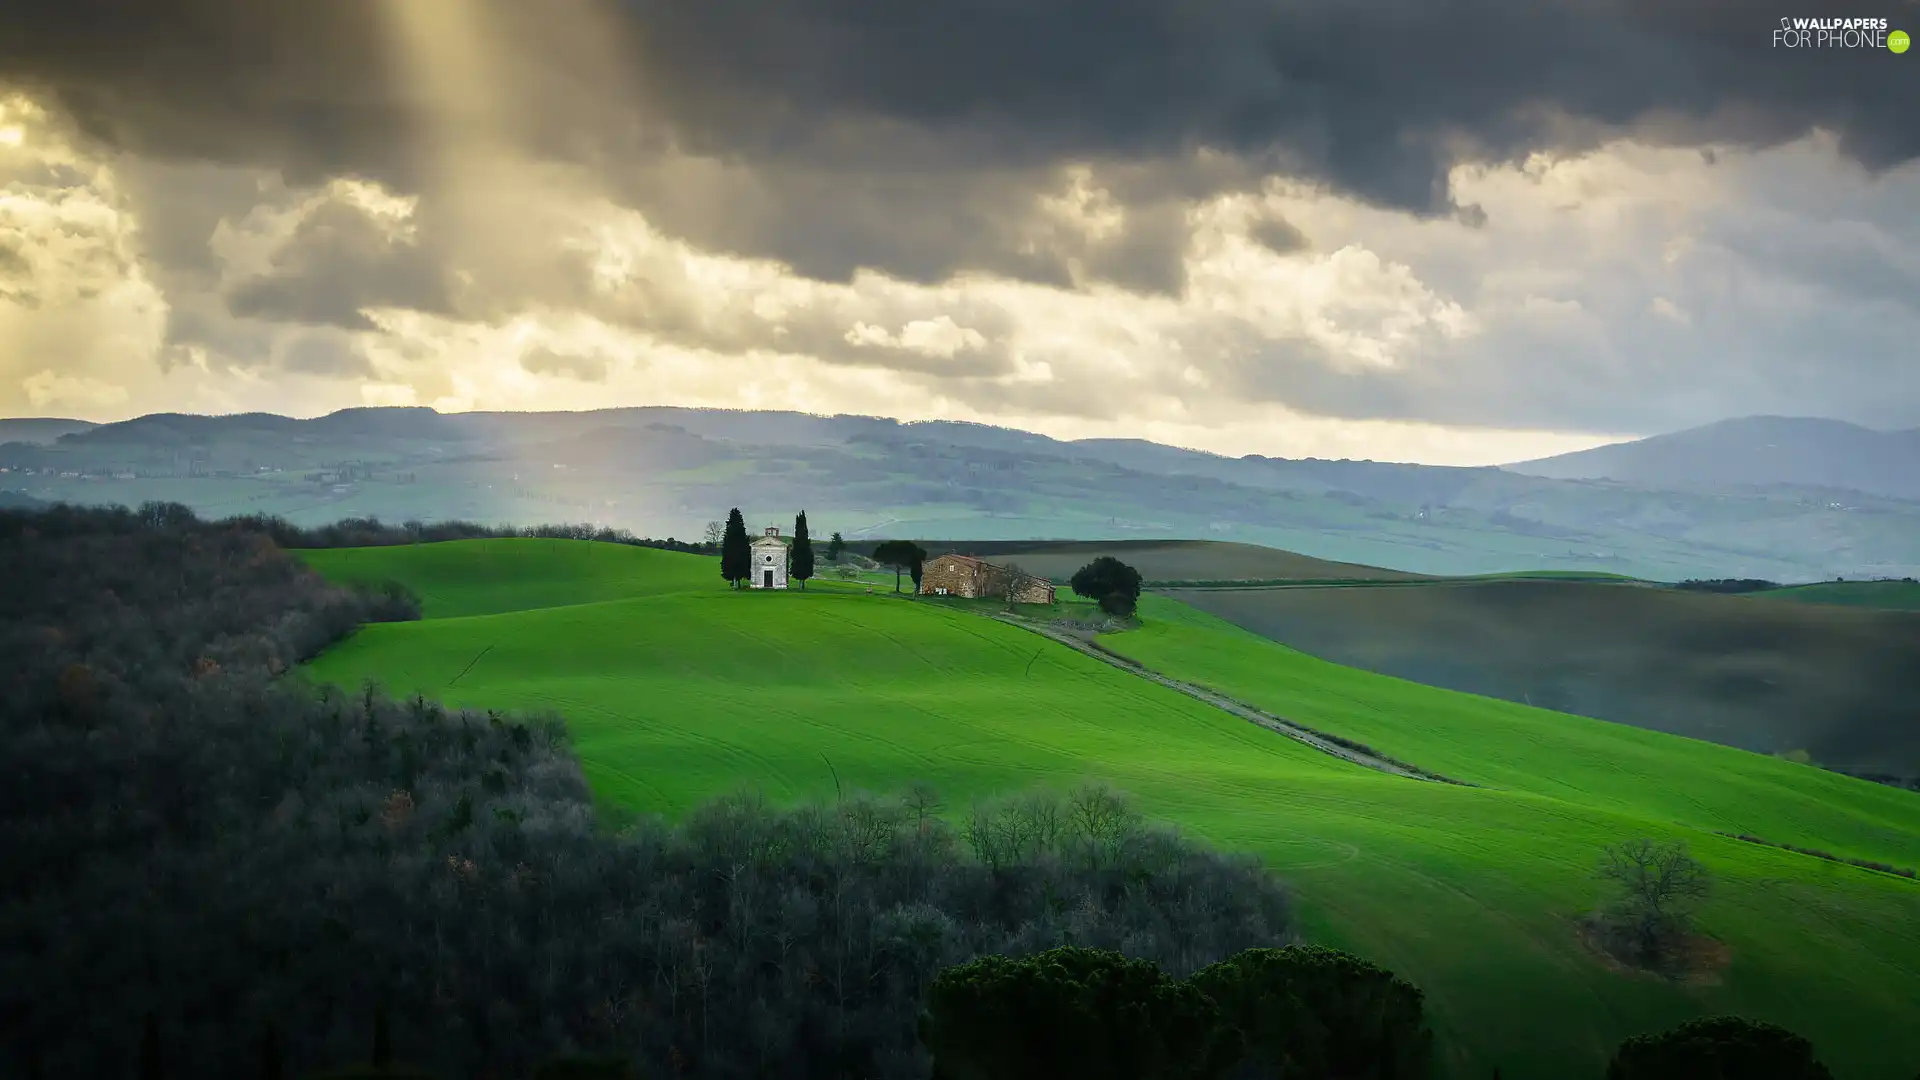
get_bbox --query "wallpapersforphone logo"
[1771,15,1907,49]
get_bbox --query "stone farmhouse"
[749,526,788,589]
[918,553,1056,604]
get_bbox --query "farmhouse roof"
[934,553,1044,580]
[936,553,989,567]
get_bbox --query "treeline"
[1672,578,1782,593]
[0,502,1292,1079]
[219,512,718,554]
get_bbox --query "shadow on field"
[1162,580,1920,781]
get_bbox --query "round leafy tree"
[873,539,927,593]
[1188,945,1433,1080]
[1606,1016,1833,1080]
[920,946,1233,1080]
[1071,556,1143,616]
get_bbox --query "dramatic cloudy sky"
[1,0,1916,464]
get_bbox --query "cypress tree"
[826,531,845,562]
[720,508,750,588]
[791,511,814,590]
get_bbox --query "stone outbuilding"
[918,553,1056,604]
[750,526,788,590]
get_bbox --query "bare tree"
[977,561,1034,612]
[902,782,945,833]
[702,520,725,548]
[1593,838,1712,968]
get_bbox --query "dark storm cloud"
[281,332,376,377]
[1249,217,1309,256]
[115,162,279,287]
[4,0,1915,292]
[225,197,454,329]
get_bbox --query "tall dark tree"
[372,1007,391,1068]
[790,511,815,590]
[1605,1016,1833,1080]
[720,508,750,588]
[873,540,926,594]
[826,531,845,562]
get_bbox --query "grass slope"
[299,539,719,618]
[1158,580,1920,779]
[300,541,1920,1080]
[1758,580,1920,611]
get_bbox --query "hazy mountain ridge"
[4,407,1918,581]
[0,418,96,445]
[1507,416,1920,500]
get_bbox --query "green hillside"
[300,538,718,618]
[298,540,1920,1080]
[1758,580,1920,611]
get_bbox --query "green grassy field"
[1758,580,1920,611]
[298,540,1920,1080]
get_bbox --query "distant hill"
[1506,416,1920,500]
[4,406,1920,580]
[0,418,96,445]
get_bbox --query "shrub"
[1606,1016,1833,1079]
[1189,945,1432,1080]
[920,947,1232,1080]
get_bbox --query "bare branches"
[1591,838,1712,972]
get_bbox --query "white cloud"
[845,316,989,359]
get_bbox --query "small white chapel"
[749,526,789,589]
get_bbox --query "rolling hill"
[0,417,96,445]
[849,538,1431,584]
[297,539,1920,1080]
[1756,579,1920,612]
[1507,416,1920,500]
[1157,579,1920,781]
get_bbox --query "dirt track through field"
[992,615,1469,786]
